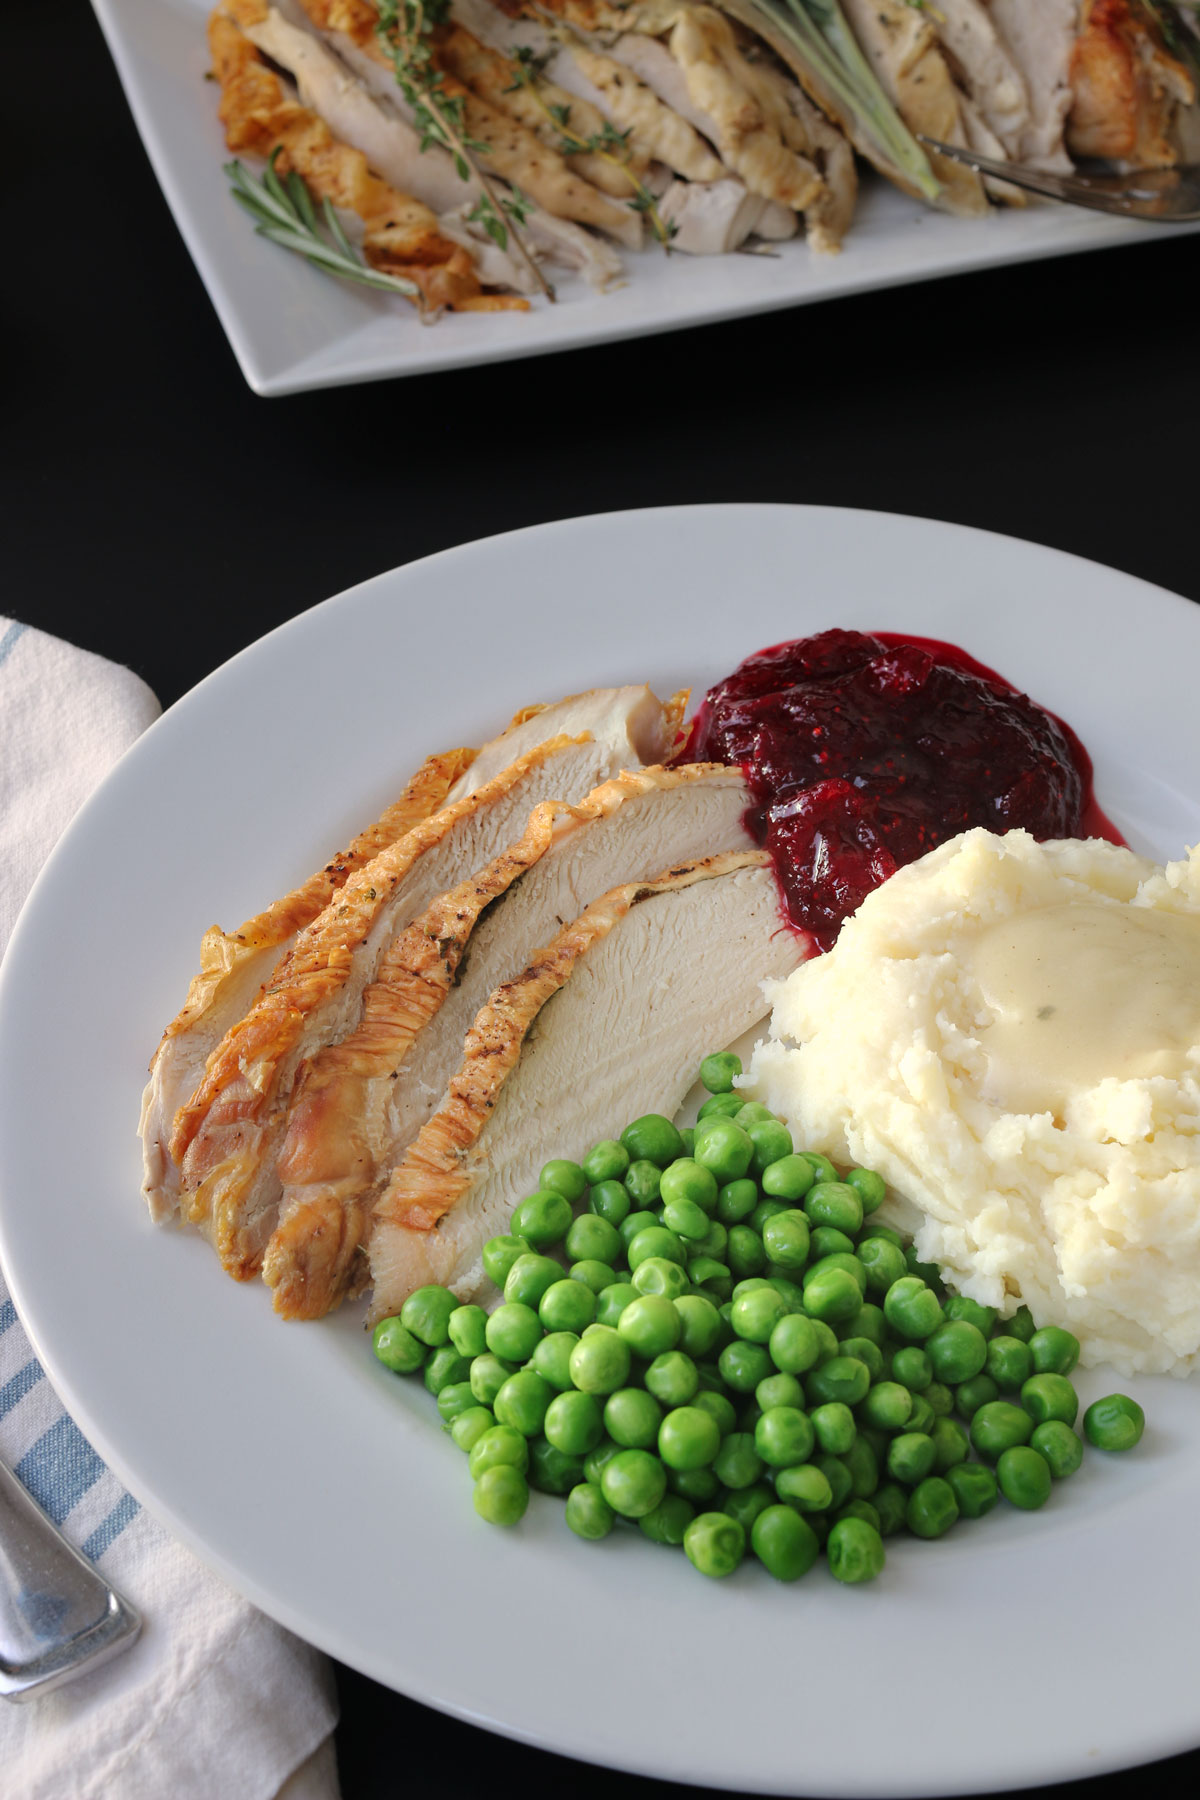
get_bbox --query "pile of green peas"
[372,1051,1146,1584]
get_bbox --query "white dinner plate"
[2,506,1199,1795]
[94,0,1200,395]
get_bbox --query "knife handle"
[0,1454,141,1700]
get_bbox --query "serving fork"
[919,137,1200,222]
[1,1454,140,1700]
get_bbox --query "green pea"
[536,1157,584,1202]
[1021,1374,1079,1427]
[601,1447,667,1518]
[713,1430,765,1490]
[631,1258,690,1301]
[755,1406,816,1469]
[827,1517,886,1583]
[689,1219,728,1261]
[860,1222,905,1249]
[809,1319,841,1367]
[726,1225,767,1279]
[844,1167,886,1215]
[1083,1393,1145,1452]
[930,1416,970,1472]
[835,1337,884,1382]
[716,1178,759,1224]
[1031,1420,1084,1478]
[906,1475,959,1538]
[674,1294,723,1358]
[543,1389,603,1456]
[733,1101,775,1126]
[768,1312,821,1375]
[860,1237,908,1295]
[662,1197,714,1242]
[697,1091,746,1121]
[747,1118,794,1175]
[436,1381,478,1426]
[621,1114,684,1169]
[955,1373,999,1419]
[945,1461,999,1520]
[441,1306,487,1362]
[569,1326,631,1395]
[842,1436,879,1499]
[511,1189,573,1249]
[718,1339,773,1393]
[944,1294,998,1337]
[809,1227,856,1262]
[372,1317,427,1374]
[628,1226,686,1271]
[887,1431,937,1486]
[486,1302,543,1364]
[530,1332,579,1393]
[494,1370,554,1437]
[565,1481,615,1540]
[803,1152,838,1183]
[469,1352,515,1407]
[810,1401,856,1454]
[1029,1326,1081,1376]
[684,1511,745,1578]
[583,1140,629,1186]
[568,1259,619,1296]
[890,1346,932,1392]
[474,1465,529,1526]
[687,1258,731,1299]
[986,1335,1033,1392]
[926,1320,988,1384]
[873,1481,909,1537]
[504,1253,563,1310]
[925,1381,954,1417]
[805,1251,867,1297]
[859,1382,912,1433]
[700,1050,742,1092]
[997,1444,1052,1510]
[583,1438,622,1486]
[538,1279,595,1335]
[668,1465,721,1504]
[761,1154,815,1203]
[450,1406,495,1454]
[658,1405,722,1470]
[482,1235,535,1289]
[766,1274,806,1313]
[835,1498,881,1533]
[883,1277,945,1343]
[618,1293,681,1358]
[594,1282,637,1328]
[690,1116,755,1188]
[423,1347,472,1397]
[804,1181,864,1236]
[750,1198,791,1236]
[399,1284,458,1348]
[746,1503,816,1580]
[589,1180,630,1230]
[638,1493,696,1546]
[715,1481,771,1534]
[645,1350,700,1409]
[803,1266,864,1325]
[905,1246,944,1291]
[624,1161,663,1207]
[904,1392,936,1436]
[603,1386,662,1450]
[807,1356,871,1409]
[731,1285,788,1344]
[469,1425,529,1479]
[679,1128,698,1157]
[564,1213,622,1267]
[775,1461,833,1512]
[760,1209,811,1272]
[528,1438,585,1495]
[970,1401,1033,1463]
[756,1372,805,1413]
[692,1389,738,1436]
[1005,1305,1037,1343]
[660,1157,719,1213]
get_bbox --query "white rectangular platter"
[95,0,1200,395]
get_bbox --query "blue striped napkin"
[0,621,339,1800]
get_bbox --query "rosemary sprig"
[373,0,554,298]
[506,46,677,247]
[226,153,426,306]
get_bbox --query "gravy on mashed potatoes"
[746,828,1200,1377]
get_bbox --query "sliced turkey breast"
[165,686,682,1280]
[139,745,473,1226]
[1067,0,1195,169]
[924,0,1032,157]
[987,0,1077,170]
[368,850,803,1319]
[264,763,752,1318]
[836,0,988,215]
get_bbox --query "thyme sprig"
[373,0,554,298]
[226,152,426,306]
[506,46,678,247]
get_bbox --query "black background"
[6,6,1199,1797]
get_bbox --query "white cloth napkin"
[0,621,341,1800]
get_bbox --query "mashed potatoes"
[747,828,1200,1377]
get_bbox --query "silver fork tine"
[917,136,1200,222]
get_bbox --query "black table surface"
[6,5,1199,1797]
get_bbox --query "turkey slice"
[368,849,803,1318]
[139,745,473,1225]
[987,0,1077,171]
[166,686,683,1279]
[264,763,751,1318]
[922,0,1031,158]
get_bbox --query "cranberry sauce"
[684,629,1116,952]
